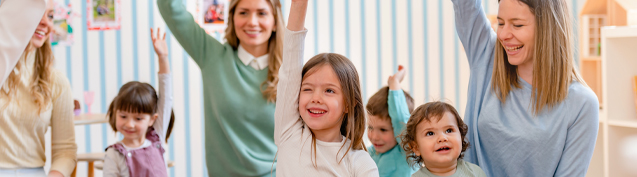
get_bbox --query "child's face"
[116,110,157,141]
[299,65,346,141]
[412,111,462,169]
[367,114,397,153]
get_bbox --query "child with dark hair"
[400,101,485,177]
[367,65,416,177]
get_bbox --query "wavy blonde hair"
[2,41,54,113]
[225,0,285,102]
[492,0,586,115]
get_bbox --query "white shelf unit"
[585,26,637,177]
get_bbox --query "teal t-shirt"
[369,90,416,177]
[158,0,277,176]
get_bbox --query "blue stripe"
[454,28,460,110]
[82,0,91,153]
[132,0,139,80]
[407,0,414,93]
[423,0,430,101]
[572,0,579,66]
[117,30,123,87]
[165,28,176,177]
[329,0,334,52]
[391,0,397,73]
[375,0,381,89]
[150,0,156,87]
[281,0,285,16]
[65,0,72,85]
[201,80,207,177]
[484,0,489,14]
[183,51,192,177]
[360,0,367,103]
[100,32,108,149]
[169,135,175,177]
[313,0,318,54]
[438,0,444,98]
[345,0,350,58]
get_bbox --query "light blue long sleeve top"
[369,90,417,177]
[451,0,600,176]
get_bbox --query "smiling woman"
[157,0,284,176]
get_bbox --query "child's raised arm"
[151,27,174,144]
[387,65,410,143]
[273,0,308,145]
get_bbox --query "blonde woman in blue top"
[367,65,416,177]
[451,0,599,176]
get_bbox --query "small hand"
[151,27,168,59]
[47,170,63,177]
[388,65,406,90]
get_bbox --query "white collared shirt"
[237,44,269,70]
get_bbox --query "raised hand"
[151,27,170,73]
[388,65,406,90]
[287,0,308,31]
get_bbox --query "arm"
[387,65,410,143]
[554,93,599,176]
[450,0,497,68]
[273,0,308,145]
[151,28,174,143]
[157,0,226,67]
[49,75,78,177]
[0,0,46,87]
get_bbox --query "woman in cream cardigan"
[0,0,78,176]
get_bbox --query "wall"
[41,0,586,176]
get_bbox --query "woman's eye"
[238,11,246,15]
[426,132,434,136]
[446,129,453,133]
[514,25,523,28]
[498,23,504,26]
[259,12,267,16]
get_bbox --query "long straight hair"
[1,41,54,113]
[492,0,586,115]
[225,0,285,102]
[301,53,367,165]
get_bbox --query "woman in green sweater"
[157,0,284,176]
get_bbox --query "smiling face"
[232,0,276,49]
[497,0,536,69]
[116,110,157,142]
[31,1,55,48]
[367,114,397,153]
[411,111,462,169]
[299,64,346,139]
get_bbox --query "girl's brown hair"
[107,81,175,143]
[400,101,469,168]
[492,0,586,115]
[2,41,54,114]
[302,53,366,165]
[226,0,285,102]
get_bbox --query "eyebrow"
[496,17,527,22]
[237,8,270,11]
[301,82,341,88]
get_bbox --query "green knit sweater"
[158,0,277,176]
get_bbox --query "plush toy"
[74,99,81,116]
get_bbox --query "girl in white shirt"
[273,1,378,176]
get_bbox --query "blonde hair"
[1,41,54,113]
[302,53,367,165]
[225,0,285,102]
[492,0,586,115]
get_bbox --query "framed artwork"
[198,0,228,34]
[51,1,78,46]
[87,0,120,30]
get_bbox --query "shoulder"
[348,149,378,171]
[564,81,600,115]
[105,147,124,159]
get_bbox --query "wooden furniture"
[74,113,108,125]
[93,160,175,170]
[71,152,105,177]
[70,114,107,177]
[585,26,637,177]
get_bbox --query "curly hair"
[399,101,469,168]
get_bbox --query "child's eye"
[136,118,143,121]
[326,89,335,93]
[302,88,312,92]
[426,132,434,136]
[498,23,504,26]
[367,126,373,130]
[446,129,453,133]
[379,128,387,132]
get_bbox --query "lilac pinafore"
[106,128,168,177]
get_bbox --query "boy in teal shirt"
[367,65,416,177]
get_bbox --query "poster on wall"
[51,1,78,46]
[87,0,120,30]
[197,0,228,34]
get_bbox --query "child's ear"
[410,142,421,156]
[148,113,159,127]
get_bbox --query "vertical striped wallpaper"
[40,0,586,176]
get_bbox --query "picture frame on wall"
[198,0,228,34]
[87,0,120,30]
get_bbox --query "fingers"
[163,32,167,40]
[150,28,155,41]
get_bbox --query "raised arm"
[451,0,497,68]
[157,0,226,67]
[151,28,174,143]
[0,0,46,87]
[273,0,308,145]
[554,93,599,176]
[387,65,410,143]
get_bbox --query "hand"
[47,170,63,177]
[388,65,406,90]
[151,27,170,73]
[287,0,308,31]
